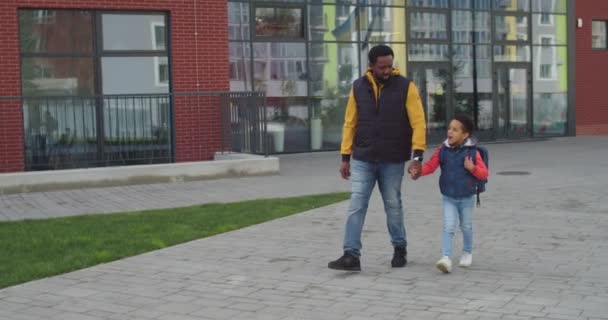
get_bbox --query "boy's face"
[447,119,470,146]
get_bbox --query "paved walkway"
[1,136,607,320]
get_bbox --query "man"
[328,45,426,271]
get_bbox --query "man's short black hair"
[368,45,394,64]
[453,114,475,134]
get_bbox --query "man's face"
[370,55,394,82]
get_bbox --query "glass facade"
[228,0,571,153]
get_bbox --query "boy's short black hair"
[453,114,475,134]
[368,45,394,64]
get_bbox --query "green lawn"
[0,192,349,289]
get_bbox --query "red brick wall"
[575,0,608,135]
[0,0,229,172]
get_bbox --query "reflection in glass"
[452,45,493,131]
[229,2,250,40]
[495,15,528,41]
[452,11,472,43]
[409,12,447,40]
[21,58,95,96]
[229,42,252,91]
[410,66,449,136]
[23,97,97,170]
[252,43,308,153]
[255,7,303,38]
[407,0,448,8]
[102,57,170,94]
[532,0,567,13]
[494,0,529,11]
[360,7,405,43]
[408,44,449,62]
[533,14,567,45]
[102,14,166,51]
[367,0,406,5]
[494,45,530,62]
[497,67,528,137]
[19,10,93,53]
[534,46,567,135]
[309,42,358,150]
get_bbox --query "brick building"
[0,0,229,173]
[575,0,608,135]
[0,0,607,174]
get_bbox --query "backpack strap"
[468,147,481,207]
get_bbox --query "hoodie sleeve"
[405,81,427,157]
[470,150,489,180]
[340,88,358,162]
[421,147,441,176]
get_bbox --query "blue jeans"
[343,159,406,257]
[442,195,475,257]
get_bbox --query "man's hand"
[407,161,422,180]
[339,161,351,180]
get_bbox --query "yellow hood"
[364,67,402,101]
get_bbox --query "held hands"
[408,161,422,180]
[464,155,475,172]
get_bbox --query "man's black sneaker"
[391,246,407,267]
[328,253,361,271]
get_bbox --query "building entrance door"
[494,64,531,139]
[408,63,451,143]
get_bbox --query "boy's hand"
[464,155,475,172]
[408,161,421,180]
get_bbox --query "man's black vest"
[352,75,413,163]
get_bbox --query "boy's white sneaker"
[459,253,472,267]
[435,256,452,273]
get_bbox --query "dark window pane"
[21,58,95,96]
[255,7,303,38]
[19,10,93,53]
[102,14,166,51]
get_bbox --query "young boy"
[410,114,488,273]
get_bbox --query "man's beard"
[375,75,390,84]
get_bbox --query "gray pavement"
[1,136,608,320]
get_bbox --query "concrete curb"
[0,154,279,194]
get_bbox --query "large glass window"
[19,9,171,170]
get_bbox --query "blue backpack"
[440,145,489,207]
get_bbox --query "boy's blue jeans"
[442,195,475,257]
[343,159,407,257]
